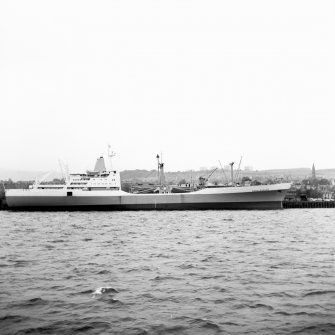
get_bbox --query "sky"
[1,0,334,173]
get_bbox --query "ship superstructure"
[27,157,121,192]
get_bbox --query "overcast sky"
[1,0,334,173]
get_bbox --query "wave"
[15,321,113,335]
[177,263,195,269]
[92,287,118,295]
[152,275,183,281]
[303,290,335,297]
[275,311,310,316]
[10,260,34,268]
[260,292,296,298]
[291,323,335,334]
[0,314,29,322]
[149,324,187,334]
[22,297,48,307]
[189,318,222,332]
[233,303,274,311]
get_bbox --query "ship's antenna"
[218,160,228,184]
[108,144,116,171]
[235,156,243,184]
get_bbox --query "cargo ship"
[5,155,291,210]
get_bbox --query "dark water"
[1,210,335,335]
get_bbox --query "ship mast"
[156,154,165,187]
[156,154,160,184]
[229,162,234,185]
[160,155,165,186]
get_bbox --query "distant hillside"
[246,168,335,180]
[121,168,335,184]
[1,167,335,183]
[0,169,61,182]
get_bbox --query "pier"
[283,201,335,209]
[0,198,8,210]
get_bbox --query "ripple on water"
[0,209,335,334]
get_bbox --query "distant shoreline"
[1,167,335,183]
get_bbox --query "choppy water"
[0,209,335,335]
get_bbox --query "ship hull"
[5,184,290,211]
[5,201,282,211]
